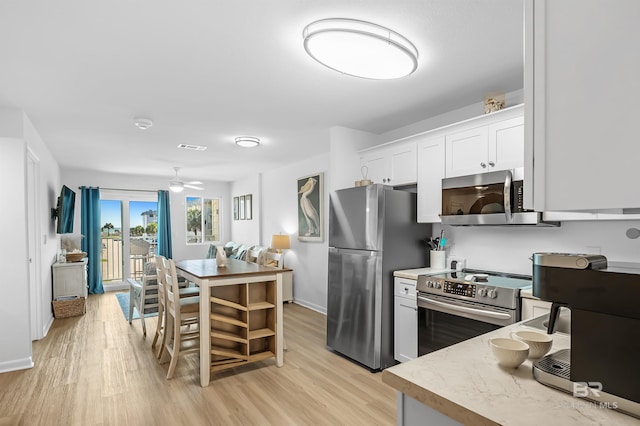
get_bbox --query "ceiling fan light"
[235,136,260,148]
[302,18,418,80]
[169,180,184,192]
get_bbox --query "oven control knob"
[487,289,498,299]
[434,281,442,289]
[426,281,433,288]
[478,288,488,297]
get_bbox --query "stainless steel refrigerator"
[326,185,431,370]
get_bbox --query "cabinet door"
[417,135,445,223]
[387,141,417,186]
[394,295,417,363]
[521,298,552,321]
[53,263,87,299]
[488,116,524,172]
[360,149,388,184]
[527,0,640,211]
[445,126,489,177]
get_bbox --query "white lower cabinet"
[521,297,552,321]
[52,259,88,300]
[394,277,418,363]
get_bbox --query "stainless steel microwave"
[441,169,558,226]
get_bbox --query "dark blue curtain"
[157,190,173,259]
[80,186,103,294]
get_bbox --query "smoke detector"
[133,117,153,130]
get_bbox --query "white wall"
[61,169,231,261]
[434,220,640,276]
[0,136,33,372]
[261,153,330,313]
[230,174,261,245]
[0,109,62,372]
[380,89,525,141]
[329,126,379,191]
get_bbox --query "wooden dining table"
[175,257,288,387]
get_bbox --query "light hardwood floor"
[0,293,396,425]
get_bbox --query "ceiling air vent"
[177,143,207,151]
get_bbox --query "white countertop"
[382,321,638,425]
[394,267,453,280]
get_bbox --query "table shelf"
[207,279,277,375]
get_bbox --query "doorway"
[27,149,43,340]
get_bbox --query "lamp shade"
[271,234,290,251]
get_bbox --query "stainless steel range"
[416,269,531,356]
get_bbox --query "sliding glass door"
[100,190,157,287]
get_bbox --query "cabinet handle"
[488,161,495,167]
[480,162,487,168]
[399,303,418,311]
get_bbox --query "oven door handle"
[417,295,512,321]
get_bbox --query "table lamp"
[271,234,291,267]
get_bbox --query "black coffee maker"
[532,253,640,417]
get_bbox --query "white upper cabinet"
[445,126,489,177]
[417,134,445,223]
[445,106,524,178]
[360,140,417,186]
[526,0,640,212]
[489,115,525,172]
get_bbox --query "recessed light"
[235,136,260,148]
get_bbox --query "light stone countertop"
[393,267,453,280]
[382,321,639,425]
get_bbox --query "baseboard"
[0,357,34,373]
[42,314,54,338]
[293,299,326,315]
[104,282,128,292]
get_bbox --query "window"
[186,197,220,244]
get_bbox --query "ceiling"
[0,0,523,183]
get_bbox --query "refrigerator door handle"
[329,247,379,257]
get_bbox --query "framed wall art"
[245,194,252,220]
[233,197,239,220]
[239,195,245,220]
[297,172,323,242]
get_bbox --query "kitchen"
[2,0,640,424]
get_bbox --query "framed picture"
[297,172,323,242]
[245,194,252,220]
[239,195,245,220]
[233,197,239,220]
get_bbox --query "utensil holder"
[430,250,446,269]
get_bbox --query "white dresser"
[52,259,88,300]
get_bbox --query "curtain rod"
[79,187,160,193]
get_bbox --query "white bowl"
[513,330,553,358]
[490,338,529,368]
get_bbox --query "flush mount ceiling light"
[302,18,418,80]
[235,136,260,148]
[133,117,153,130]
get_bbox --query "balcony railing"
[101,238,122,282]
[101,236,157,282]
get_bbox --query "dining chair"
[152,255,200,357]
[127,261,159,337]
[160,257,200,379]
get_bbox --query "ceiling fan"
[168,167,204,192]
